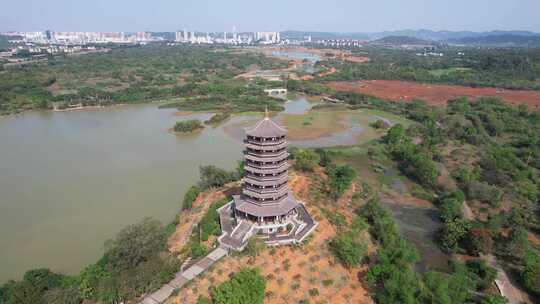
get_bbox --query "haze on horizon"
[2,0,540,33]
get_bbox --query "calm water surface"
[0,104,243,282]
[0,98,323,282]
[0,98,441,281]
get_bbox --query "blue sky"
[2,0,539,32]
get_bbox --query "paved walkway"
[462,202,524,304]
[139,246,228,304]
[483,254,524,304]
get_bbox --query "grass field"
[283,106,413,145]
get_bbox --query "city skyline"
[2,0,540,33]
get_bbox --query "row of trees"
[1,44,288,115]
[360,197,504,304]
[320,46,540,91]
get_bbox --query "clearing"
[326,80,540,108]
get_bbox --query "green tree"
[244,238,266,259]
[315,148,332,167]
[199,165,236,189]
[383,124,406,144]
[292,149,320,172]
[330,232,367,267]
[2,280,42,304]
[182,185,200,210]
[103,218,167,271]
[212,268,266,304]
[173,119,204,133]
[506,227,530,259]
[327,165,356,199]
[481,295,508,304]
[43,287,83,304]
[439,219,471,252]
[438,191,465,222]
[421,271,471,304]
[521,250,540,295]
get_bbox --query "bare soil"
[326,80,540,108]
[167,189,226,253]
[166,170,375,304]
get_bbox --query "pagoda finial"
[264,106,269,120]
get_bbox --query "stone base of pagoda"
[218,198,318,250]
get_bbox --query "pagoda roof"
[244,163,289,175]
[233,193,299,217]
[245,152,289,163]
[245,117,287,138]
[245,141,288,150]
[244,175,288,187]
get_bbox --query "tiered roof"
[235,115,299,218]
[245,117,287,138]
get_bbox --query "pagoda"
[218,111,317,250]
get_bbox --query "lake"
[0,104,245,282]
[0,97,366,282]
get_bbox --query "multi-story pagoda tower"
[218,111,317,250]
[234,112,298,228]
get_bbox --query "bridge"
[264,88,287,96]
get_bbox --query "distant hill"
[368,29,540,41]
[371,35,434,46]
[280,31,370,40]
[281,29,540,43]
[449,34,540,47]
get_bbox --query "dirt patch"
[344,56,370,63]
[318,66,337,77]
[167,171,374,304]
[167,189,227,252]
[326,80,540,108]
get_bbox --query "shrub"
[521,250,540,295]
[438,191,465,222]
[464,259,497,291]
[330,232,367,267]
[314,148,332,167]
[481,295,508,304]
[212,268,266,304]
[326,165,356,199]
[308,288,319,296]
[322,279,334,286]
[173,119,204,133]
[466,181,502,206]
[199,165,236,189]
[438,219,472,252]
[204,112,230,125]
[182,185,200,210]
[370,119,390,129]
[292,149,320,171]
[103,218,167,271]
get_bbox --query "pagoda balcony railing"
[242,189,289,200]
[244,150,289,158]
[244,139,286,146]
[244,162,289,173]
[243,183,288,194]
[244,154,289,164]
[244,174,288,185]
[245,141,288,151]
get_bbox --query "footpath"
[139,246,228,304]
